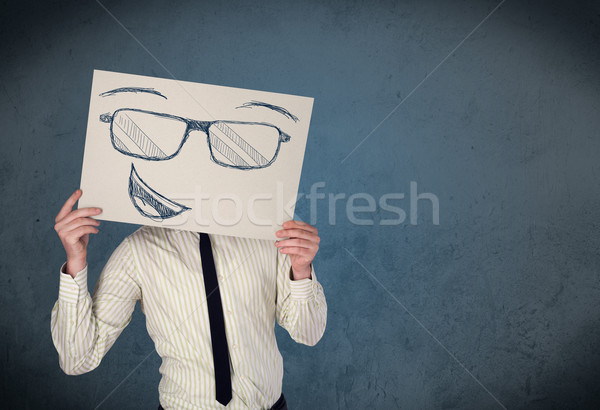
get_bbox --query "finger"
[275,238,316,248]
[283,219,310,227]
[55,207,102,230]
[55,189,83,223]
[278,247,315,258]
[59,217,101,236]
[276,228,319,242]
[282,220,318,234]
[63,225,100,245]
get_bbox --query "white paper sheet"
[78,70,313,240]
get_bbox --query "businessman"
[51,188,327,409]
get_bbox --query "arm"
[274,221,327,346]
[50,236,141,375]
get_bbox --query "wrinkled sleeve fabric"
[50,237,141,375]
[275,251,327,346]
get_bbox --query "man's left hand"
[275,220,320,280]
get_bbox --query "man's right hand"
[54,189,102,278]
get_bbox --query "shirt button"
[232,344,237,349]
[218,274,224,281]
[227,309,233,315]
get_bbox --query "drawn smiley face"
[98,87,299,221]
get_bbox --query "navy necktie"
[199,232,232,406]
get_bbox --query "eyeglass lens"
[208,122,280,168]
[111,110,187,160]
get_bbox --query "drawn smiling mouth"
[128,163,191,221]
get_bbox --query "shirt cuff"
[288,264,318,300]
[58,261,89,304]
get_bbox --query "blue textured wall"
[2,0,599,408]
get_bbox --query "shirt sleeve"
[50,236,141,375]
[275,251,327,346]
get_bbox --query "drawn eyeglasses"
[99,108,291,170]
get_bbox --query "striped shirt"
[50,225,327,409]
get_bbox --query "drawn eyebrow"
[235,100,299,122]
[99,87,167,100]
